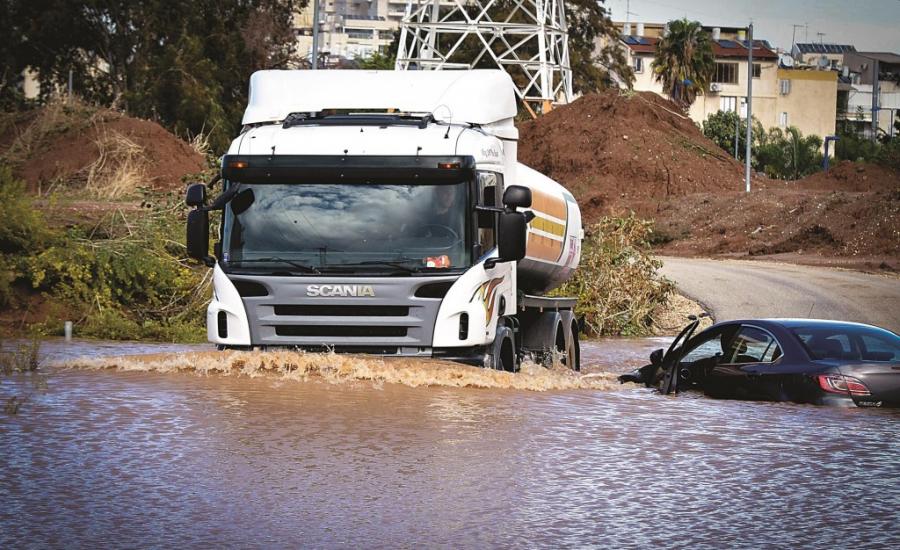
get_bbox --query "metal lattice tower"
[394,0,573,112]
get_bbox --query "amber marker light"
[437,162,460,169]
[228,160,248,169]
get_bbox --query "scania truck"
[185,70,583,371]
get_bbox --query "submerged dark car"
[621,318,900,408]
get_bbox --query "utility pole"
[311,0,321,70]
[734,109,740,159]
[745,23,753,193]
[871,58,880,141]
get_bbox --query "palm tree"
[651,19,715,110]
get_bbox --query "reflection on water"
[2,338,899,548]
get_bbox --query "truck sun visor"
[222,155,476,185]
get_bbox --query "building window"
[633,57,644,73]
[720,96,737,112]
[752,63,761,78]
[779,112,789,127]
[714,63,738,84]
[779,79,791,95]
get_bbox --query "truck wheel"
[566,321,581,372]
[491,326,517,372]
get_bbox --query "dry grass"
[85,129,148,199]
[187,129,211,159]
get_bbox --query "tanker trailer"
[183,69,583,371]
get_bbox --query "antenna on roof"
[817,32,826,44]
[791,24,805,51]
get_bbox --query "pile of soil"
[518,91,750,219]
[1,106,206,192]
[787,160,899,192]
[651,186,900,265]
[517,90,900,267]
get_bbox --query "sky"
[604,0,900,53]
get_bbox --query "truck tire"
[565,320,581,372]
[490,325,517,372]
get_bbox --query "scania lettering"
[307,285,376,297]
[185,70,584,371]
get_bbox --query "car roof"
[710,318,892,332]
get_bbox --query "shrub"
[755,126,823,180]
[553,215,673,336]
[701,110,764,162]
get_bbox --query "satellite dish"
[780,54,795,68]
[818,55,829,68]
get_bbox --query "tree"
[355,51,396,70]
[755,127,823,180]
[5,0,304,151]
[702,110,763,162]
[566,0,634,92]
[651,19,715,110]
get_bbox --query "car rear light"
[817,374,871,396]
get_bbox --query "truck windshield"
[222,182,470,272]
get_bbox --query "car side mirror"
[502,185,532,210]
[185,183,206,207]
[186,209,209,261]
[497,211,527,263]
[650,348,664,366]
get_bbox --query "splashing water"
[57,350,627,392]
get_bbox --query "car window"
[860,334,899,362]
[724,326,782,364]
[681,333,726,364]
[790,325,900,361]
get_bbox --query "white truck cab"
[185,70,583,371]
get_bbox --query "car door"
[676,325,739,390]
[708,325,784,400]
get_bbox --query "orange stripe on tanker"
[530,188,568,220]
[526,233,563,262]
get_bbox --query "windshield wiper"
[230,257,321,274]
[335,259,423,274]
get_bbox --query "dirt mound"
[1,102,206,194]
[653,187,900,263]
[789,160,900,192]
[517,91,748,219]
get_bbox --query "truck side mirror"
[497,211,527,262]
[186,183,207,207]
[186,209,209,260]
[650,348,664,366]
[502,185,532,209]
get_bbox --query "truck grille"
[231,274,457,349]
[275,325,408,338]
[273,305,409,317]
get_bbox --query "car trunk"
[842,363,900,406]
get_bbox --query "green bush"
[553,215,673,336]
[755,126,823,180]
[835,131,881,163]
[701,110,764,163]
[0,164,48,253]
[0,174,209,341]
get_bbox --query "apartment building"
[841,51,900,138]
[791,43,856,70]
[295,0,400,62]
[616,22,838,147]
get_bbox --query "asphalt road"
[659,257,900,333]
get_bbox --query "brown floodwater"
[2,338,899,548]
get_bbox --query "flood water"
[2,338,899,548]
